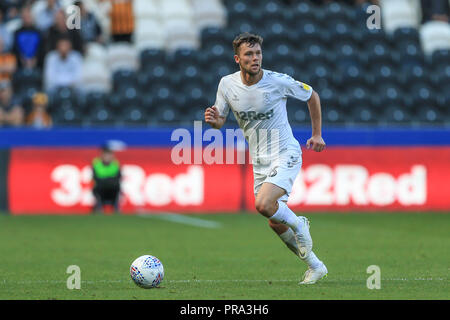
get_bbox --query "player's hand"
[204,106,220,126]
[306,135,326,152]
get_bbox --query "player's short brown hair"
[232,32,263,55]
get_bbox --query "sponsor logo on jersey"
[298,81,311,91]
[234,109,274,121]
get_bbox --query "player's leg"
[261,151,327,284]
[92,186,104,213]
[269,219,324,269]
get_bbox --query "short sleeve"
[214,78,230,118]
[280,74,313,101]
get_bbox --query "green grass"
[0,212,448,300]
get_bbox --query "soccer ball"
[130,255,164,288]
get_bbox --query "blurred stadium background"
[0,0,449,214]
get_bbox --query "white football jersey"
[214,69,313,165]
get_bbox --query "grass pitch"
[0,212,448,300]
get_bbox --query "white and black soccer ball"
[130,255,164,288]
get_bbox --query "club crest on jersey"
[268,166,278,177]
[234,109,274,121]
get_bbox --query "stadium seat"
[88,106,114,125]
[82,91,108,111]
[112,70,137,92]
[12,68,42,93]
[191,0,227,30]
[436,83,450,110]
[380,0,420,33]
[161,0,199,52]
[134,18,166,51]
[414,106,443,124]
[382,106,412,124]
[79,62,111,93]
[327,20,353,43]
[292,1,317,21]
[140,49,166,70]
[396,65,428,91]
[323,106,346,125]
[369,62,396,84]
[133,0,159,20]
[407,82,436,109]
[324,1,349,22]
[107,43,139,73]
[392,27,421,45]
[174,48,199,63]
[53,105,82,126]
[350,106,378,125]
[419,21,450,55]
[121,105,147,125]
[287,108,309,126]
[430,49,450,70]
[396,42,425,70]
[155,105,179,124]
[84,42,108,66]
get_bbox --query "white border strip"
[137,212,222,229]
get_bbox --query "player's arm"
[204,106,226,129]
[205,78,229,129]
[306,90,326,152]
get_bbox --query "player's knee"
[255,198,275,217]
[268,219,279,229]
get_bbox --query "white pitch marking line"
[1,278,447,285]
[137,212,222,229]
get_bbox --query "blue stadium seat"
[346,85,371,107]
[396,65,428,91]
[293,1,318,21]
[430,49,450,70]
[323,105,346,125]
[12,68,42,93]
[140,49,166,70]
[82,91,107,112]
[407,82,436,110]
[369,62,397,84]
[414,106,443,124]
[327,20,354,43]
[53,105,82,126]
[364,41,393,65]
[88,106,114,125]
[392,27,420,45]
[382,106,412,124]
[121,105,147,125]
[155,105,180,124]
[287,99,309,126]
[350,106,378,125]
[112,70,137,92]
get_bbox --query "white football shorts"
[253,148,302,202]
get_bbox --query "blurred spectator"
[421,0,450,23]
[74,0,103,44]
[46,9,84,55]
[0,10,13,52]
[107,0,134,42]
[92,144,122,213]
[0,80,24,126]
[31,0,61,33]
[1,0,27,21]
[26,91,52,128]
[12,5,45,69]
[0,37,17,81]
[44,35,83,93]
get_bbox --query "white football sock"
[269,200,300,232]
[279,228,322,269]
